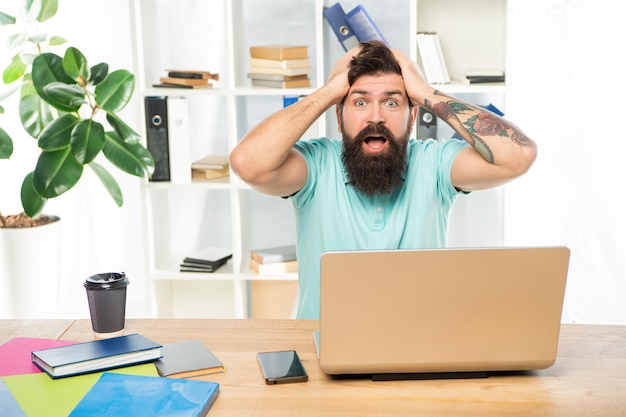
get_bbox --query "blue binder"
[323,3,360,51]
[344,5,389,47]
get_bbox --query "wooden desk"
[3,320,626,416]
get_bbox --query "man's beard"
[341,122,410,196]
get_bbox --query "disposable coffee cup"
[84,272,130,339]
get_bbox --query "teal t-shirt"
[290,137,468,319]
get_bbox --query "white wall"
[2,0,625,323]
[504,0,626,324]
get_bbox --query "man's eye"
[355,99,366,106]
[385,100,398,108]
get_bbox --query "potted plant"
[0,0,154,226]
[0,0,154,318]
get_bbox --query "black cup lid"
[84,272,130,290]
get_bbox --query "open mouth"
[364,135,388,151]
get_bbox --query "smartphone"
[257,350,308,384]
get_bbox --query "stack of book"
[463,70,505,84]
[416,32,450,84]
[180,247,232,273]
[154,69,219,89]
[191,155,229,181]
[0,335,221,417]
[248,45,312,88]
[249,244,297,274]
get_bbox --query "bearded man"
[230,41,537,319]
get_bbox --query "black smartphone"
[257,350,308,384]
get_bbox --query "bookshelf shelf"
[130,0,509,319]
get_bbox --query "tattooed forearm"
[424,92,532,164]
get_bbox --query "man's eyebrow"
[348,89,404,97]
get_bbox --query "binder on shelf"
[344,4,389,47]
[144,96,191,184]
[144,96,170,182]
[416,106,437,140]
[323,3,360,51]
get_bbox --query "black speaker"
[145,96,170,181]
[416,106,437,140]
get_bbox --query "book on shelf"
[155,339,225,378]
[250,244,297,264]
[247,73,309,82]
[183,247,232,266]
[191,154,230,180]
[165,69,219,81]
[31,334,162,379]
[416,32,450,84]
[159,77,212,86]
[68,372,219,417]
[1,363,158,417]
[250,258,298,274]
[153,82,213,89]
[249,57,310,69]
[249,44,308,61]
[0,337,78,377]
[179,261,228,273]
[248,65,313,77]
[191,167,229,180]
[251,78,311,88]
[464,70,505,83]
[191,154,229,170]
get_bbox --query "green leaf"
[0,11,16,25]
[42,82,85,111]
[21,172,47,218]
[89,63,109,85]
[33,147,83,198]
[6,33,28,51]
[38,113,78,150]
[63,47,89,82]
[3,55,28,84]
[31,53,77,112]
[71,119,105,164]
[106,112,140,143]
[0,82,19,101]
[48,35,67,46]
[89,161,123,207]
[0,127,14,159]
[95,70,135,113]
[103,131,155,177]
[29,33,47,44]
[37,0,59,23]
[19,90,54,138]
[19,92,55,138]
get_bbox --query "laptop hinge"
[371,371,489,381]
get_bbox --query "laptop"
[318,246,570,378]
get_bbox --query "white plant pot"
[0,217,62,318]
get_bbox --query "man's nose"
[367,105,385,124]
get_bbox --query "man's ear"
[335,104,343,133]
[408,106,418,133]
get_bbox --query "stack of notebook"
[180,247,232,273]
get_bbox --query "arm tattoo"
[426,92,532,164]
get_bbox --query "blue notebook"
[0,379,26,417]
[68,372,220,417]
[31,333,162,378]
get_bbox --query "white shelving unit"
[129,0,508,318]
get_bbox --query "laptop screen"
[319,247,570,376]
